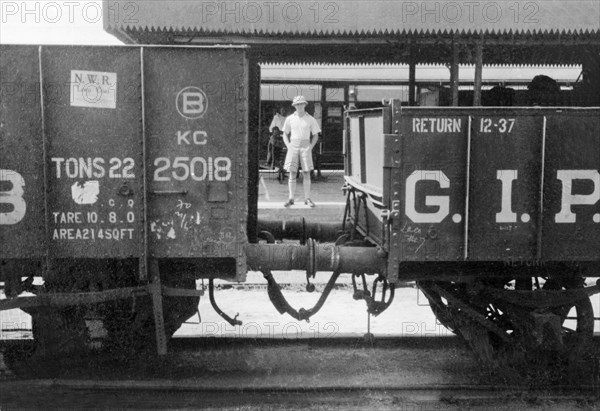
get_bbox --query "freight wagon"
[1,45,598,363]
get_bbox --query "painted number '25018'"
[153,157,232,182]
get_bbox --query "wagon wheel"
[536,276,594,352]
[479,276,593,353]
[102,286,199,352]
[101,266,199,353]
[416,281,462,334]
[31,306,90,357]
[29,265,94,356]
[417,276,594,364]
[416,280,503,361]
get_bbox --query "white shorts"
[284,145,314,172]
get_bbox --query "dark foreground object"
[2,337,600,409]
[2,384,599,410]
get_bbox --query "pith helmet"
[292,95,308,106]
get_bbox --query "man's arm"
[310,117,321,149]
[268,116,277,132]
[282,118,291,147]
[310,132,319,149]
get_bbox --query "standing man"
[268,106,286,170]
[269,106,286,134]
[282,96,321,208]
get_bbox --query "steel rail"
[0,379,597,398]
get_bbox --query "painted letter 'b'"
[0,170,26,225]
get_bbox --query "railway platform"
[257,170,346,224]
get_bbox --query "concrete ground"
[257,170,346,224]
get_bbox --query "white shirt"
[269,113,286,132]
[283,112,321,148]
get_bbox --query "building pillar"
[582,50,600,106]
[409,42,417,106]
[473,37,484,106]
[450,40,460,106]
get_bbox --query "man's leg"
[283,147,297,206]
[287,165,298,201]
[302,171,312,203]
[300,147,315,207]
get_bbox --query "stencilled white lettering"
[153,157,232,182]
[51,157,135,179]
[51,199,136,242]
[412,118,462,133]
[405,170,451,224]
[0,169,26,225]
[177,130,208,145]
[555,170,600,223]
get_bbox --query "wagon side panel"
[396,109,468,261]
[468,111,544,261]
[144,48,248,279]
[542,110,600,261]
[41,46,143,259]
[0,45,45,260]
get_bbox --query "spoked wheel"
[418,275,595,366]
[536,276,594,352]
[416,281,462,334]
[479,276,594,356]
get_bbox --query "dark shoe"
[304,199,315,208]
[283,199,294,207]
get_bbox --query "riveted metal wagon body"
[1,45,249,280]
[1,45,252,353]
[344,103,600,281]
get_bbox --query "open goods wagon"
[343,101,600,357]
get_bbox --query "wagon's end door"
[144,48,248,281]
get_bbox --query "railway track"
[2,337,600,409]
[1,379,598,410]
